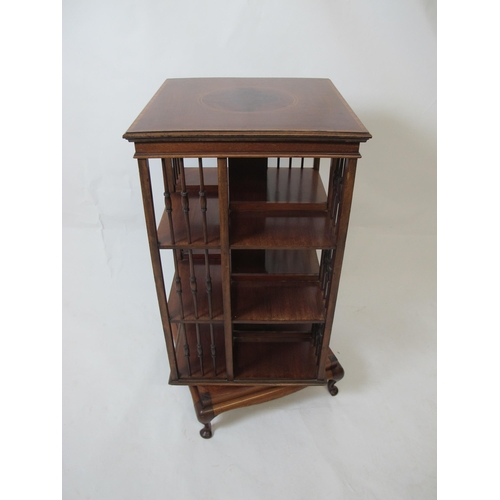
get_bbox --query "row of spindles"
[163,158,210,247]
[319,248,335,305]
[172,249,217,377]
[312,323,325,363]
[165,157,319,245]
[276,157,310,169]
[329,158,346,225]
[317,158,346,308]
[165,158,216,377]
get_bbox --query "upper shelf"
[230,167,327,211]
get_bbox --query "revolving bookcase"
[123,78,371,438]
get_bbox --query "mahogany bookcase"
[123,78,371,438]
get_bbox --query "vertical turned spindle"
[161,160,176,245]
[178,159,192,243]
[196,323,204,376]
[204,250,213,319]
[172,253,184,319]
[172,158,177,187]
[188,249,203,375]
[319,250,327,287]
[164,190,175,244]
[315,325,325,361]
[204,250,217,375]
[161,158,175,193]
[198,158,209,244]
[174,158,180,188]
[322,250,333,297]
[180,324,192,377]
[312,323,319,348]
[330,158,346,223]
[324,249,335,303]
[321,250,329,293]
[188,249,199,317]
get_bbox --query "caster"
[200,422,213,439]
[327,380,339,396]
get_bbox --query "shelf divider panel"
[218,157,234,380]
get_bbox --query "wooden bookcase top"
[123,78,371,143]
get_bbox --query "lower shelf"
[172,323,327,384]
[233,341,319,381]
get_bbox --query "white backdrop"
[63,1,436,499]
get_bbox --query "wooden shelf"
[231,249,319,278]
[229,212,336,249]
[172,323,321,385]
[232,281,326,323]
[233,323,314,343]
[230,167,327,211]
[233,341,319,381]
[176,167,218,194]
[157,192,220,248]
[168,257,224,322]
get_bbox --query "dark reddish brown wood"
[178,159,192,244]
[203,250,217,375]
[178,167,218,194]
[160,159,176,244]
[172,252,185,319]
[326,352,345,396]
[233,324,313,343]
[232,281,326,323]
[168,258,223,322]
[157,193,220,248]
[123,78,371,142]
[172,323,226,380]
[326,158,339,213]
[229,157,268,204]
[137,159,178,381]
[229,167,327,211]
[317,158,358,379]
[233,341,318,380]
[217,158,234,380]
[173,343,341,387]
[188,350,343,436]
[229,212,336,249]
[161,157,175,193]
[197,159,209,243]
[179,324,192,376]
[188,386,215,438]
[125,78,370,437]
[231,249,319,277]
[133,141,362,158]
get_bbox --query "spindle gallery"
[123,78,371,438]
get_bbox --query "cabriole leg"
[200,422,212,439]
